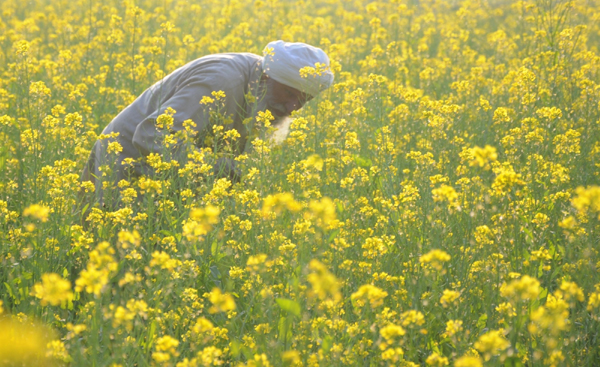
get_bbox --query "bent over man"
[81,40,334,205]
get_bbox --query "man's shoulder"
[191,52,262,69]
[214,52,263,61]
[174,53,261,82]
[174,53,262,92]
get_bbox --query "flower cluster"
[1,0,599,365]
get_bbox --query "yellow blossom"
[432,185,459,206]
[400,310,425,327]
[46,340,70,362]
[0,319,53,365]
[474,329,510,361]
[262,192,302,218]
[559,280,584,302]
[183,205,221,240]
[351,284,388,308]
[571,186,600,219]
[23,204,50,222]
[500,275,540,302]
[440,289,460,307]
[469,145,498,169]
[454,355,483,367]
[426,352,449,366]
[246,353,271,367]
[380,323,406,341]
[307,259,342,305]
[442,320,463,338]
[75,266,109,296]
[152,335,179,362]
[32,273,73,306]
[207,288,236,314]
[420,249,451,272]
[306,197,336,228]
[282,350,301,366]
[197,346,223,366]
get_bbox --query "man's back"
[81,41,333,206]
[83,52,265,196]
[104,52,264,164]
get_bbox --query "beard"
[268,116,292,145]
[264,85,289,119]
[271,114,287,128]
[265,102,287,120]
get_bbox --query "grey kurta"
[82,52,267,202]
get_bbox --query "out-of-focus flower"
[440,289,460,308]
[46,339,70,362]
[0,319,54,365]
[420,249,451,273]
[426,352,449,366]
[282,350,301,366]
[380,323,406,342]
[207,288,236,314]
[400,310,425,328]
[454,355,483,367]
[351,284,388,308]
[469,145,497,169]
[500,275,540,302]
[572,186,600,219]
[32,273,73,306]
[492,166,525,196]
[432,185,459,207]
[152,335,179,362]
[183,205,220,240]
[474,329,510,361]
[307,259,342,305]
[306,197,336,228]
[442,320,463,338]
[262,192,302,218]
[23,204,50,222]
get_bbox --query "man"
[81,40,334,204]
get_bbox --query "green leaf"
[211,240,219,256]
[327,230,340,243]
[321,335,333,353]
[210,265,222,288]
[354,155,372,168]
[532,287,548,310]
[476,313,488,331]
[230,340,242,357]
[278,315,293,344]
[145,320,157,352]
[80,204,89,222]
[276,298,301,317]
[504,356,523,367]
[520,224,534,243]
[5,282,14,299]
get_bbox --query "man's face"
[263,76,313,121]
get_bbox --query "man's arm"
[132,80,211,159]
[131,78,244,181]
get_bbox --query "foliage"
[1,0,599,365]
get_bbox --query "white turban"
[262,40,334,97]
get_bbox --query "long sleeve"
[131,79,215,158]
[98,52,264,184]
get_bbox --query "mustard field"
[1,0,599,365]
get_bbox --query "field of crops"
[1,0,599,365]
